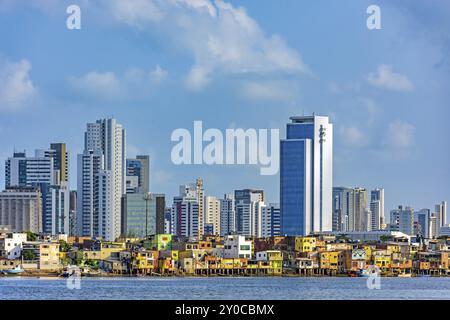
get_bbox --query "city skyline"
[1,115,448,239]
[1,115,448,215]
[0,1,449,215]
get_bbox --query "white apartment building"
[205,196,221,236]
[223,235,252,259]
[77,118,126,241]
[0,233,27,259]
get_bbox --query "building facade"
[0,187,42,233]
[280,115,333,236]
[77,118,126,241]
[121,193,165,238]
[220,194,235,236]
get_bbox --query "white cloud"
[150,64,168,83]
[68,71,122,100]
[110,0,164,28]
[0,58,36,112]
[328,81,361,94]
[339,125,368,148]
[240,80,299,102]
[105,0,308,90]
[361,98,381,125]
[367,64,414,92]
[386,120,415,148]
[68,65,167,100]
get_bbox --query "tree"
[26,231,37,241]
[22,250,36,261]
[59,240,70,252]
[380,235,394,243]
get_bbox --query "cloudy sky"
[0,0,449,212]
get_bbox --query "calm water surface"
[1,277,450,300]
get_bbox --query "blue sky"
[0,0,449,213]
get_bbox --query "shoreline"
[0,273,446,279]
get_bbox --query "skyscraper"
[126,155,150,194]
[49,143,69,184]
[371,188,385,230]
[205,196,221,236]
[196,178,205,237]
[353,187,368,232]
[121,193,165,238]
[234,189,265,236]
[435,201,448,230]
[5,146,70,235]
[77,118,126,241]
[390,205,414,236]
[171,184,199,238]
[415,208,430,238]
[332,187,354,232]
[261,203,281,237]
[370,200,382,230]
[280,115,333,236]
[5,151,54,188]
[220,194,235,236]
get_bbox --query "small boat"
[2,265,25,275]
[398,273,412,278]
[357,267,379,277]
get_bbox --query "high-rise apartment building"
[261,203,281,237]
[332,187,354,232]
[371,188,385,230]
[280,115,333,236]
[353,188,368,232]
[390,205,414,236]
[332,187,367,232]
[220,194,235,236]
[415,208,430,238]
[370,200,382,231]
[69,190,77,236]
[77,118,126,241]
[171,184,199,238]
[196,178,205,237]
[235,189,265,237]
[5,151,54,188]
[435,201,448,231]
[205,196,221,236]
[5,145,70,235]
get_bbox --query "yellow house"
[319,251,339,270]
[39,243,61,270]
[295,237,317,253]
[387,244,401,254]
[255,250,283,275]
[132,250,158,274]
[362,246,373,263]
[373,251,391,270]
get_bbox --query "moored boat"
[2,265,25,275]
[398,273,412,278]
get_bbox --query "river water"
[1,277,450,300]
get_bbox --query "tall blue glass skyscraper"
[280,115,333,236]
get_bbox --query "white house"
[223,235,252,259]
[0,233,27,259]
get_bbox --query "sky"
[0,0,449,213]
